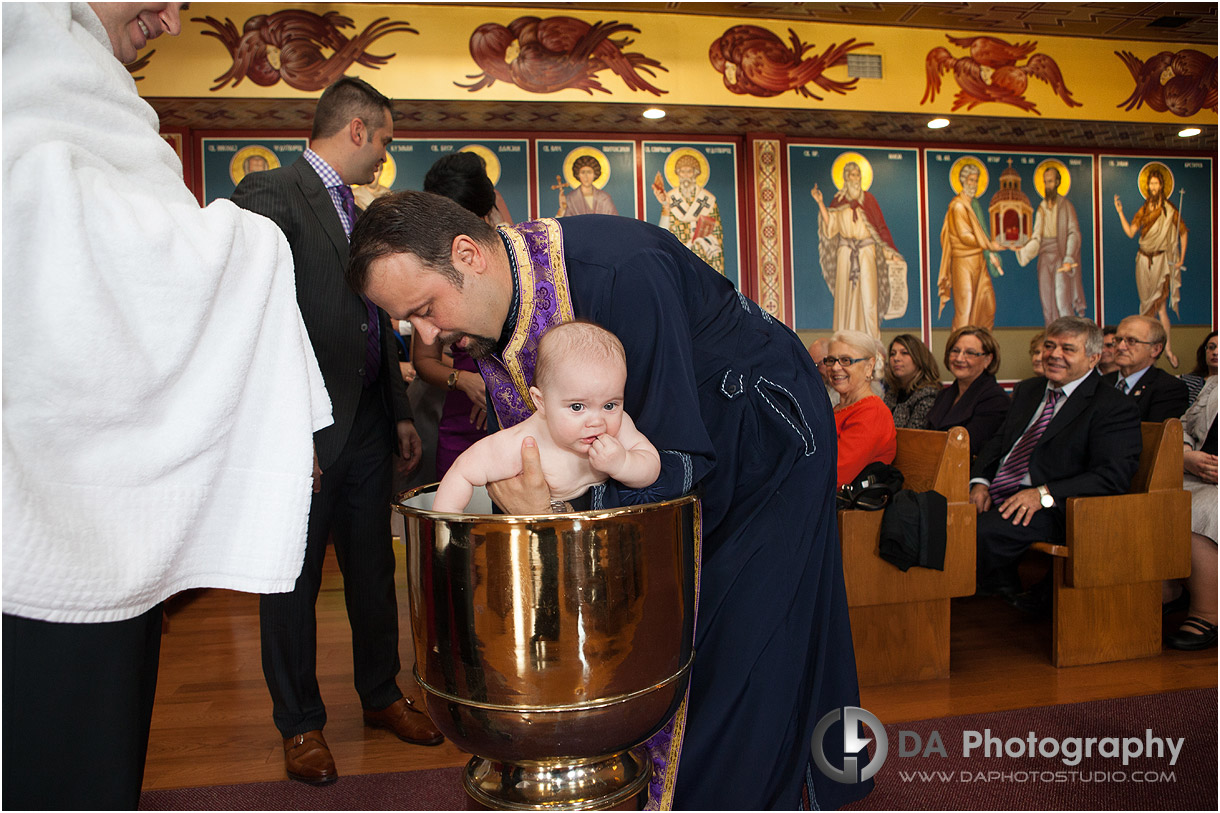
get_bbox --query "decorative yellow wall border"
[136,3,1216,126]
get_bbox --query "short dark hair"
[572,155,601,180]
[347,190,495,294]
[423,152,496,218]
[1102,325,1118,337]
[944,325,1000,375]
[311,76,392,141]
[884,334,941,394]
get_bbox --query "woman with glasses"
[1180,331,1218,407]
[828,330,896,486]
[882,334,943,429]
[926,325,1011,456]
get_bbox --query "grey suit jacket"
[231,158,410,469]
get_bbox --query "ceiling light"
[1178,127,1201,137]
[642,108,666,120]
[927,118,950,129]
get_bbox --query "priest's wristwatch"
[1037,485,1055,509]
[447,370,460,391]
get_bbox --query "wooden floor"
[143,542,1216,792]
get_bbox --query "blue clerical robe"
[499,215,869,810]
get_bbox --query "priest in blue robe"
[348,191,871,810]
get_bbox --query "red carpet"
[140,689,1215,810]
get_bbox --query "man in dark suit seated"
[1101,315,1189,422]
[969,316,1143,608]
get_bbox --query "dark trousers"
[260,386,402,737]
[976,506,1065,576]
[3,605,163,810]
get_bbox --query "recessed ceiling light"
[928,118,950,129]
[642,108,666,120]
[1178,127,1201,137]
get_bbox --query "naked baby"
[431,321,661,513]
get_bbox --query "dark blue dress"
[527,215,869,810]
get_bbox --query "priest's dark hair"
[347,190,496,294]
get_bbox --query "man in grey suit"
[231,77,441,786]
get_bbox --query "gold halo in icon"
[663,147,710,188]
[562,146,611,189]
[949,156,989,196]
[831,152,874,192]
[1138,161,1174,199]
[230,145,280,185]
[1032,159,1071,198]
[460,144,502,186]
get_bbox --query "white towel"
[2,3,333,623]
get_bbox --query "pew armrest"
[1062,490,1192,588]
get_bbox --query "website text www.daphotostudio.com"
[811,707,1186,787]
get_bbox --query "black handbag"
[836,461,905,511]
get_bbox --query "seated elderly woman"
[828,330,896,487]
[926,325,1010,456]
[1166,376,1218,650]
[882,334,943,429]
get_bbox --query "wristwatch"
[447,370,460,391]
[1037,485,1056,509]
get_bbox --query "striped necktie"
[1117,377,1129,394]
[989,388,1061,504]
[335,184,380,387]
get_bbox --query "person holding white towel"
[3,4,332,808]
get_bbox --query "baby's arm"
[588,413,661,489]
[431,430,527,513]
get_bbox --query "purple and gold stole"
[476,218,575,429]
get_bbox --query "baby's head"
[529,322,629,453]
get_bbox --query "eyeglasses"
[1114,336,1156,346]
[949,348,987,358]
[819,356,869,368]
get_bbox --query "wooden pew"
[839,427,975,686]
[1031,419,1191,667]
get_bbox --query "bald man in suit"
[1101,315,1188,422]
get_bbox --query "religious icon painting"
[201,136,307,204]
[924,150,1096,331]
[1100,155,1214,332]
[788,145,922,338]
[383,139,530,224]
[642,141,740,287]
[535,140,638,221]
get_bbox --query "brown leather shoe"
[363,696,444,746]
[283,729,338,785]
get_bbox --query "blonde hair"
[534,321,626,389]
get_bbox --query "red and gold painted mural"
[131,3,1215,127]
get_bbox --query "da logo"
[811,706,887,783]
